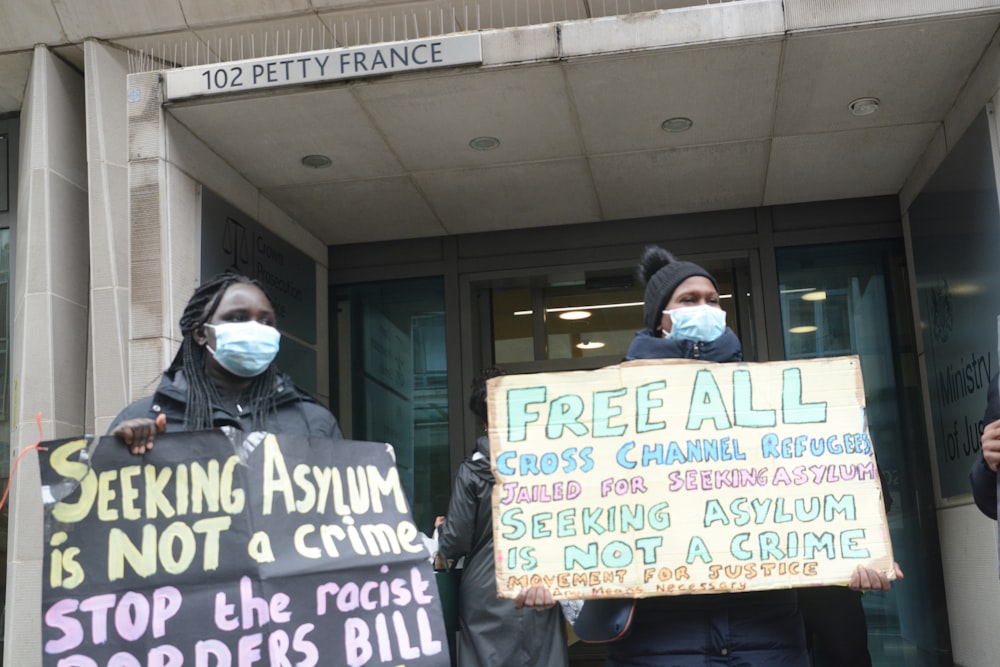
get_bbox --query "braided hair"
[172,271,280,431]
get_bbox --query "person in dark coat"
[436,368,568,667]
[110,271,342,450]
[609,246,808,666]
[518,246,902,666]
[971,374,1000,518]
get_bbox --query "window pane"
[543,285,643,361]
[336,277,449,535]
[0,134,7,212]
[493,288,534,364]
[489,260,748,364]
[777,241,952,666]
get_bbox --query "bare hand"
[434,516,446,528]
[849,562,904,592]
[111,413,167,455]
[982,420,1000,471]
[514,584,555,609]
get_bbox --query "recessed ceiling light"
[661,117,693,132]
[848,97,880,116]
[301,154,332,168]
[789,325,818,334]
[801,291,827,301]
[576,340,605,350]
[559,310,592,321]
[469,136,500,150]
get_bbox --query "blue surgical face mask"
[207,321,281,377]
[663,305,726,342]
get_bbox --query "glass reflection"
[777,241,952,667]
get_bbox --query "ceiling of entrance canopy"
[1,1,999,245]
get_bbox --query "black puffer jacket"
[108,367,344,439]
[599,328,808,667]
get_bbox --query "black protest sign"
[39,430,449,667]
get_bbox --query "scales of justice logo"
[222,216,252,273]
[930,277,953,344]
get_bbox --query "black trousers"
[798,586,872,667]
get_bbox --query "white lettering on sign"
[162,34,482,101]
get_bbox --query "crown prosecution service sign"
[162,33,482,101]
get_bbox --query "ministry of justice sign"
[39,431,448,667]
[488,356,895,599]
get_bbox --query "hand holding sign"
[849,562,904,592]
[110,412,167,455]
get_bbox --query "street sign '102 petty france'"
[162,34,482,101]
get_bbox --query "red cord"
[0,412,47,513]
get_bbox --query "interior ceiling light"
[576,340,605,350]
[661,117,693,132]
[848,97,880,116]
[801,290,827,301]
[515,296,730,317]
[514,302,643,316]
[789,325,818,334]
[469,136,500,150]
[559,310,592,321]
[301,154,332,168]
[949,283,984,296]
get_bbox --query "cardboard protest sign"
[39,430,449,667]
[488,356,894,600]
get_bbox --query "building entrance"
[468,241,952,666]
[330,221,953,666]
[479,254,757,373]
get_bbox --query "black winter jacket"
[597,328,808,667]
[437,435,567,667]
[108,367,344,439]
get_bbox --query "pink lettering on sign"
[344,608,442,667]
[214,576,292,631]
[44,586,183,654]
[315,565,433,615]
[194,624,319,666]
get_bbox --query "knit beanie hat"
[637,246,718,331]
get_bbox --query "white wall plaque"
[162,33,482,101]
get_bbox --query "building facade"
[2,0,1000,664]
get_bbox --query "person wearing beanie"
[515,245,904,667]
[626,245,743,362]
[619,246,808,665]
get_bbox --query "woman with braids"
[110,271,342,453]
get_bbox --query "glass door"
[475,255,756,667]
[776,240,953,666]
[482,256,755,373]
[334,277,450,537]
